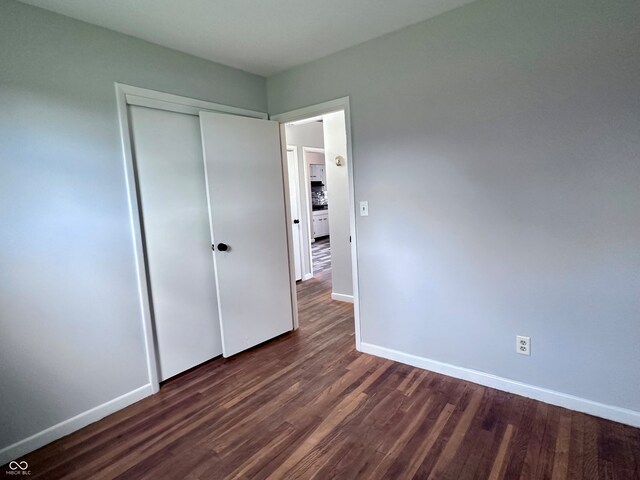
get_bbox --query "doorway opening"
[285,138,334,278]
[274,98,361,349]
[284,115,347,287]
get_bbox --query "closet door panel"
[200,112,294,357]
[130,106,222,380]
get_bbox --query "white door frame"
[115,83,268,392]
[286,146,308,281]
[271,97,362,350]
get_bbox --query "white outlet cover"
[516,335,530,355]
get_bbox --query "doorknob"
[293,219,300,224]
[214,243,229,252]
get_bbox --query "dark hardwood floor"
[10,270,640,479]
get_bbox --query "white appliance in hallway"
[309,156,330,240]
[312,209,330,238]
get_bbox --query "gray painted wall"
[268,0,640,412]
[322,112,353,299]
[0,0,266,451]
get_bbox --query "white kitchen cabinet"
[312,210,330,238]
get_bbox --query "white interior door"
[287,148,303,281]
[200,112,294,357]
[129,106,222,380]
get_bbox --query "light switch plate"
[359,201,369,216]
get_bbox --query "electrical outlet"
[516,336,530,355]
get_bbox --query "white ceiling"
[19,0,475,76]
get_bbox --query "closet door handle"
[293,219,300,224]
[214,243,229,252]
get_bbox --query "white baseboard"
[0,384,154,465]
[302,273,313,281]
[331,293,354,303]
[360,342,640,428]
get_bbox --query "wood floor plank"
[488,423,515,480]
[400,403,457,479]
[519,401,550,480]
[583,414,601,480]
[368,397,436,478]
[5,269,639,479]
[551,415,572,480]
[503,397,540,479]
[426,388,485,479]
[265,360,392,479]
[456,426,495,480]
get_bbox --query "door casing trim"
[271,97,362,350]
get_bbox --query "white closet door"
[200,112,294,357]
[287,149,303,281]
[129,106,222,380]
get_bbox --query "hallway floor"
[14,270,640,479]
[311,236,331,274]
